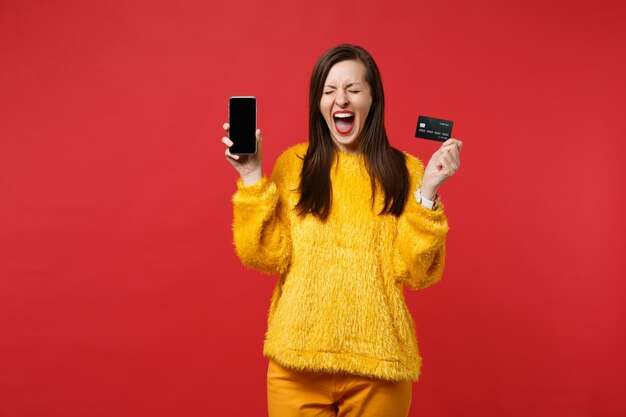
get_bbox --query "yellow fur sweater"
[232,143,448,382]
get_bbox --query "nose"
[335,91,349,107]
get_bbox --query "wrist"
[241,170,262,186]
[415,188,440,210]
[420,187,437,201]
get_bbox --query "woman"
[222,44,462,417]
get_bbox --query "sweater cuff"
[232,176,277,205]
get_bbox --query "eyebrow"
[323,82,363,89]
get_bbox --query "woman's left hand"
[421,138,463,199]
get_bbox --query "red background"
[1,0,625,416]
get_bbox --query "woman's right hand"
[222,122,263,186]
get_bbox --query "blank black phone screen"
[229,96,256,154]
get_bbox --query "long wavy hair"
[295,44,410,221]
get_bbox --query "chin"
[333,136,360,150]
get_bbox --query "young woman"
[222,44,462,417]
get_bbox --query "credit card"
[415,115,454,142]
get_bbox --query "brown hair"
[295,44,410,220]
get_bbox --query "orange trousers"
[267,359,412,417]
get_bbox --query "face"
[320,60,373,154]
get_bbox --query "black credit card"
[415,115,454,142]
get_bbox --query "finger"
[439,144,456,158]
[222,136,234,147]
[441,145,454,154]
[256,129,263,145]
[439,140,456,153]
[442,150,457,164]
[441,138,462,150]
[437,159,451,176]
[436,154,447,171]
[441,154,459,174]
[441,138,463,150]
[225,148,240,161]
[448,138,463,153]
[446,161,460,174]
[447,143,460,163]
[439,151,455,167]
[223,122,230,133]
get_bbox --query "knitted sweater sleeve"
[231,153,293,275]
[393,154,450,290]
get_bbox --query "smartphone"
[228,96,257,154]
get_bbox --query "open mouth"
[333,110,355,135]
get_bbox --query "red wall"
[1,0,624,416]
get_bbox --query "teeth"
[334,113,353,118]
